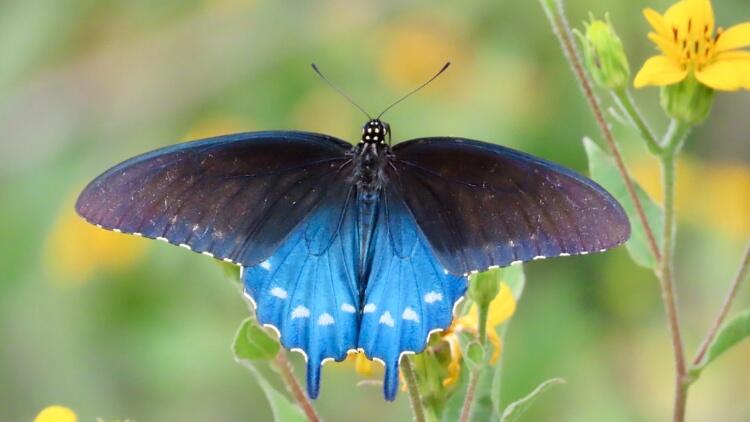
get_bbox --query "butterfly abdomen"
[351,143,388,199]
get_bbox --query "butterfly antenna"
[311,63,372,120]
[377,62,450,119]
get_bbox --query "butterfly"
[75,64,630,401]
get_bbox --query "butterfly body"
[76,119,630,401]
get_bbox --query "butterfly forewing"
[388,137,630,275]
[76,131,353,266]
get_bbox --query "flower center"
[671,19,723,68]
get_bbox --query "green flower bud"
[578,14,630,90]
[660,74,714,125]
[468,268,501,308]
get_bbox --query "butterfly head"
[362,119,389,144]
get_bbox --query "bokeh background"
[2,0,749,421]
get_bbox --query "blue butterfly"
[76,66,629,401]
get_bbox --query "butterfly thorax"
[352,119,390,200]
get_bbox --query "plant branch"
[693,239,750,365]
[658,148,687,422]
[401,355,427,422]
[612,88,662,155]
[272,350,321,422]
[539,0,662,265]
[460,302,490,422]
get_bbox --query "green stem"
[401,355,427,422]
[692,240,750,367]
[612,88,662,155]
[538,0,662,264]
[272,350,321,422]
[657,119,691,422]
[459,304,490,422]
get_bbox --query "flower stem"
[692,239,750,366]
[539,0,662,265]
[612,88,662,155]
[272,350,320,422]
[459,302,490,422]
[657,119,691,422]
[401,355,427,422]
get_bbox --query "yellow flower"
[34,406,77,422]
[634,0,750,90]
[441,283,516,386]
[45,199,147,284]
[346,350,377,377]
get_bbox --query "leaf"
[252,369,307,422]
[584,137,663,269]
[500,378,565,422]
[233,319,306,422]
[463,341,486,372]
[502,264,526,302]
[692,309,750,376]
[233,317,280,361]
[490,265,525,414]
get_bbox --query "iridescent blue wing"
[76,131,352,266]
[389,137,630,275]
[357,187,467,401]
[242,179,360,399]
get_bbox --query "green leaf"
[502,264,526,302]
[463,341,486,371]
[233,317,280,361]
[583,137,663,269]
[233,319,306,422]
[490,265,525,414]
[252,369,307,422]
[500,378,565,422]
[692,309,750,376]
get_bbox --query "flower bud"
[660,74,714,125]
[578,14,630,90]
[468,268,501,308]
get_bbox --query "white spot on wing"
[363,303,376,313]
[260,260,272,270]
[270,287,288,299]
[179,243,191,250]
[379,311,395,327]
[157,237,168,242]
[318,313,335,326]
[533,255,546,261]
[341,303,356,313]
[402,307,419,322]
[424,292,443,304]
[291,305,310,319]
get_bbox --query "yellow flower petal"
[487,331,503,365]
[695,51,750,90]
[664,0,691,28]
[34,406,77,422]
[634,55,688,87]
[354,352,374,377]
[643,8,671,39]
[648,32,683,58]
[715,22,750,53]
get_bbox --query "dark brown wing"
[76,131,353,266]
[387,137,630,275]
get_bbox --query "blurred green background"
[1,0,749,421]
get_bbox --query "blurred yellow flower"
[34,406,77,422]
[346,350,377,377]
[631,156,750,239]
[634,0,750,90]
[442,283,516,386]
[45,201,147,284]
[379,22,468,92]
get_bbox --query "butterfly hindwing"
[76,131,352,266]
[242,178,360,399]
[357,187,466,401]
[389,137,630,275]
